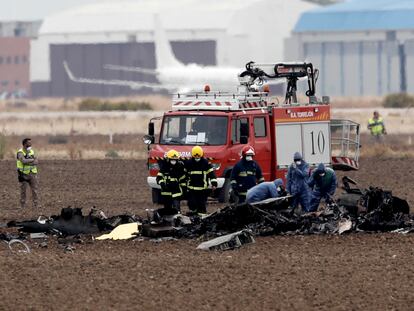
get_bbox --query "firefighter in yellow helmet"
[368,111,387,143]
[16,137,40,208]
[184,146,217,214]
[155,149,186,217]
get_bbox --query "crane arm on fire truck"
[238,62,319,105]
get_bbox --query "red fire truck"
[143,62,360,203]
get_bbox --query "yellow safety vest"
[368,117,384,136]
[16,148,38,174]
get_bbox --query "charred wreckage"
[3,177,414,251]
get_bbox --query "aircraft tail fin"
[153,14,184,69]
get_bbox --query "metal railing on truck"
[330,119,360,170]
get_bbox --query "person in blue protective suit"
[246,178,286,204]
[307,163,337,212]
[286,152,310,212]
[230,145,265,203]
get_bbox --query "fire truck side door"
[252,116,271,181]
[275,124,302,167]
[275,122,331,168]
[226,117,250,169]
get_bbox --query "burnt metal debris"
[7,207,138,236]
[177,176,413,238]
[3,177,414,244]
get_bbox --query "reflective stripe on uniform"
[16,148,37,174]
[189,171,203,175]
[368,117,384,135]
[238,172,247,177]
[187,185,206,190]
[206,168,214,174]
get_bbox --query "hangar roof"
[39,0,315,35]
[294,0,414,32]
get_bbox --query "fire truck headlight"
[211,163,221,171]
[314,108,319,112]
[148,162,160,170]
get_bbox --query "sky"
[0,0,109,21]
[0,0,331,21]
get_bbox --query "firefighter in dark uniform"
[156,149,186,217]
[230,145,265,203]
[185,146,217,214]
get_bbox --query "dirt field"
[0,157,414,310]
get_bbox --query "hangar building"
[30,0,316,97]
[286,0,414,96]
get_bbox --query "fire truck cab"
[144,62,360,203]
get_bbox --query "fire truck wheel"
[218,178,232,203]
[152,188,163,204]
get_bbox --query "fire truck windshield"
[160,115,228,145]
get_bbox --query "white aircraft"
[64,15,241,93]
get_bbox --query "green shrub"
[105,149,120,159]
[48,135,68,145]
[383,93,414,108]
[78,98,103,111]
[78,98,152,111]
[0,132,6,160]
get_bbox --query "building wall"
[0,21,41,37]
[286,32,414,96]
[0,37,30,98]
[32,40,216,97]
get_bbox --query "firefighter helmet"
[166,149,180,160]
[191,145,204,158]
[241,145,255,157]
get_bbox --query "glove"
[160,183,167,191]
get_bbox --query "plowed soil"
[0,157,414,311]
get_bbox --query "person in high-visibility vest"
[16,138,40,208]
[368,111,387,142]
[156,149,186,217]
[185,146,217,214]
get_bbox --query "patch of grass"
[105,149,120,159]
[67,144,83,160]
[360,143,414,159]
[383,93,414,108]
[78,98,152,111]
[0,132,6,159]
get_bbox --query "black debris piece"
[179,176,413,238]
[7,207,139,236]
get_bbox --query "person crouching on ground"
[246,178,286,204]
[286,152,310,212]
[307,163,337,212]
[17,137,40,208]
[185,146,217,214]
[156,149,186,216]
